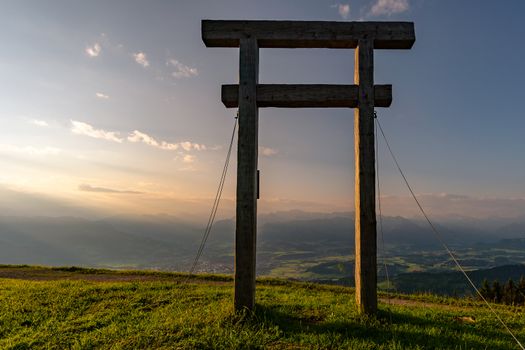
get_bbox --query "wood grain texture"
[222,84,392,108]
[202,20,415,49]
[354,39,378,315]
[234,37,259,312]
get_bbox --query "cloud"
[331,3,350,19]
[338,4,351,19]
[85,43,101,57]
[182,154,196,163]
[128,130,160,147]
[180,142,193,151]
[370,0,409,16]
[78,184,142,194]
[69,121,208,151]
[260,146,278,157]
[127,130,206,151]
[0,144,61,156]
[339,4,350,19]
[167,59,198,78]
[133,52,150,67]
[95,92,109,99]
[71,120,123,143]
[30,119,49,127]
[180,141,206,151]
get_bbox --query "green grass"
[1,266,524,349]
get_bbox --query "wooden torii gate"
[202,20,415,315]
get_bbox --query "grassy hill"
[1,266,524,349]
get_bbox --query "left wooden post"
[234,36,259,312]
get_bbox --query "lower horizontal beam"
[222,84,392,108]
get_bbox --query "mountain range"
[1,210,525,272]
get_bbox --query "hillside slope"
[0,266,524,349]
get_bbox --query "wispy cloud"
[30,119,49,127]
[370,0,409,16]
[79,184,142,194]
[95,92,110,99]
[167,59,198,78]
[0,144,61,156]
[180,141,206,151]
[133,52,150,67]
[71,120,123,143]
[128,130,206,151]
[85,43,101,57]
[260,146,278,157]
[128,130,160,147]
[69,124,207,150]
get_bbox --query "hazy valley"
[2,210,525,296]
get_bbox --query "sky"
[1,0,525,220]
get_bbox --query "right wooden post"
[234,36,259,312]
[354,39,377,315]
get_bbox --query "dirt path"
[380,297,445,308]
[379,296,483,313]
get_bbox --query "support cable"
[186,113,238,279]
[375,116,394,326]
[375,113,524,350]
[375,118,391,293]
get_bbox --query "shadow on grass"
[251,304,518,349]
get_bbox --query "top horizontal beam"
[202,20,415,49]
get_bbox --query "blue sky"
[1,0,524,219]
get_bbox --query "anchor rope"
[186,112,238,279]
[375,112,524,350]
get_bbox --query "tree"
[479,279,493,301]
[516,276,525,305]
[503,279,516,305]
[493,280,503,303]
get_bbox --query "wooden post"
[354,39,377,315]
[234,36,259,312]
